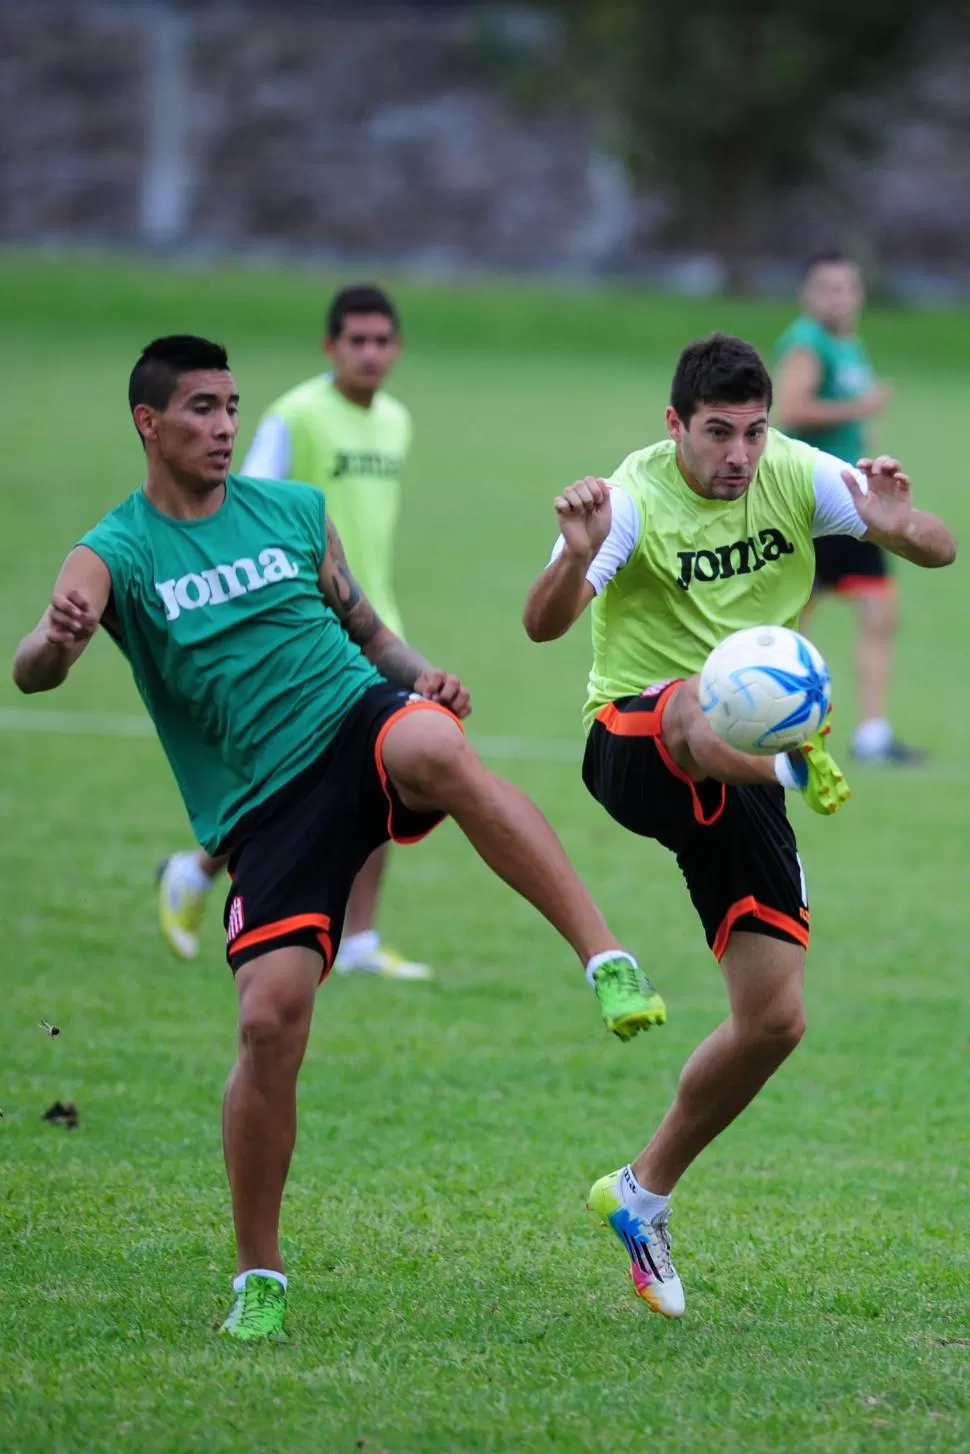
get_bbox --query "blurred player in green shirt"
[157,285,433,978]
[774,253,923,764]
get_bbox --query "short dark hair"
[804,250,853,275]
[670,333,772,424]
[128,335,230,415]
[326,284,399,340]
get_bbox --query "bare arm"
[843,456,956,568]
[663,677,779,786]
[523,555,596,642]
[775,347,891,432]
[318,516,471,717]
[523,477,611,641]
[13,546,112,694]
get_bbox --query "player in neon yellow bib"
[524,334,956,1318]
[157,286,428,980]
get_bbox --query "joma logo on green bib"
[156,548,299,621]
[676,529,795,591]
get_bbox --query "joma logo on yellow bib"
[675,529,795,591]
[156,548,299,621]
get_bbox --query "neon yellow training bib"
[584,429,817,733]
[266,375,412,636]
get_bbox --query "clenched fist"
[47,589,100,647]
[554,476,612,558]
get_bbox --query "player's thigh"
[676,781,810,963]
[582,688,719,846]
[720,930,806,1042]
[855,582,898,638]
[379,700,471,812]
[224,732,384,977]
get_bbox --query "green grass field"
[1,255,968,1453]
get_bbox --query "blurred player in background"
[14,335,660,1341]
[774,253,923,764]
[157,284,431,978]
[524,333,955,1318]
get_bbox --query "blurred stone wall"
[2,1,970,283]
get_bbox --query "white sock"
[168,850,214,894]
[774,752,803,791]
[233,1267,287,1292]
[584,949,637,988]
[337,930,380,963]
[852,718,893,756]
[619,1164,670,1224]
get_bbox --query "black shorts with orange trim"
[583,683,810,961]
[221,682,455,976]
[814,534,892,596]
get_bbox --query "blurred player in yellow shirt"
[158,285,431,979]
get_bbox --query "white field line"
[0,706,582,763]
[1,706,967,783]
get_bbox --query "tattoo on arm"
[320,517,433,687]
[320,516,382,645]
[367,635,434,691]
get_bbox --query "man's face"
[136,370,239,488]
[666,401,769,501]
[802,261,864,334]
[326,312,400,392]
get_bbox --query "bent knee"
[859,592,898,638]
[393,723,478,802]
[746,1001,806,1057]
[238,989,311,1057]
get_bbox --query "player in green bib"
[13,335,664,1342]
[775,253,922,764]
[524,334,955,1318]
[156,286,431,978]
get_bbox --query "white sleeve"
[546,485,639,593]
[812,450,868,539]
[241,415,292,479]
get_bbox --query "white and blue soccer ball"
[699,625,832,756]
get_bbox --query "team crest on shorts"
[227,895,245,943]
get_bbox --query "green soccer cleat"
[592,957,667,1041]
[220,1274,288,1343]
[789,718,852,816]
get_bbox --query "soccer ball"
[698,625,831,756]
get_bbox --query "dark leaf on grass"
[42,1101,79,1129]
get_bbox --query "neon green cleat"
[592,957,666,1041]
[156,853,210,960]
[220,1274,288,1343]
[790,721,852,816]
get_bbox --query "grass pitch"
[0,255,968,1453]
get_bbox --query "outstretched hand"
[841,455,913,543]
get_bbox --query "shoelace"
[238,1277,281,1327]
[648,1212,676,1280]
[601,958,646,998]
